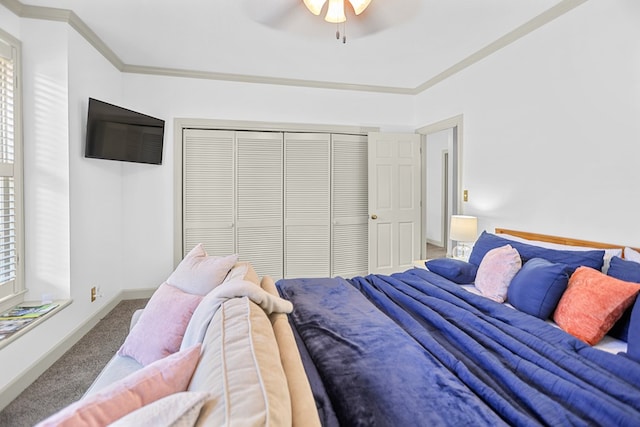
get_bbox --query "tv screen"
[85,98,165,165]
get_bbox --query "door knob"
[371,214,378,220]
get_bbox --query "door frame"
[416,114,463,259]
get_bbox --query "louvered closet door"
[332,134,368,277]
[284,133,331,278]
[183,129,235,256]
[236,132,283,279]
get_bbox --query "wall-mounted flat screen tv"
[85,98,165,165]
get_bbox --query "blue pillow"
[608,256,640,282]
[606,256,640,341]
[468,231,605,273]
[626,298,640,363]
[507,258,571,319]
[425,258,478,284]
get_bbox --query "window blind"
[0,38,19,303]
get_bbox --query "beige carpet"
[0,298,148,427]
[426,243,448,259]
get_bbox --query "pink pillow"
[36,344,201,427]
[118,283,202,365]
[475,244,522,303]
[554,266,640,345]
[167,243,238,295]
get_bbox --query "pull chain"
[336,22,347,44]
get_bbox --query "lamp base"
[452,243,471,261]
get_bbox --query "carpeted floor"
[426,243,447,259]
[0,298,148,427]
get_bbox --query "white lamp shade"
[450,215,477,242]
[325,0,347,23]
[349,0,372,14]
[303,0,327,15]
[304,0,372,21]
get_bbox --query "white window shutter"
[332,134,368,277]
[284,133,330,278]
[236,131,283,279]
[183,129,235,256]
[0,39,19,304]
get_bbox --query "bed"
[276,229,640,426]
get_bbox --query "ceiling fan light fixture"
[303,0,327,16]
[348,0,372,15]
[325,0,347,23]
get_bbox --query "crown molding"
[414,0,588,94]
[121,63,414,94]
[0,0,587,95]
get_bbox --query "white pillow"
[625,247,640,264]
[474,244,522,303]
[108,391,209,427]
[167,243,238,296]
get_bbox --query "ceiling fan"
[244,0,422,41]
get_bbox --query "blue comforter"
[277,268,640,427]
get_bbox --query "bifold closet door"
[236,131,284,279]
[284,133,330,278]
[332,134,368,277]
[182,129,235,256]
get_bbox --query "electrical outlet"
[91,286,97,302]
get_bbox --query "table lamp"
[450,215,477,260]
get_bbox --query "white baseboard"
[427,238,445,247]
[122,288,155,300]
[0,290,151,412]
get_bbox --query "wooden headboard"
[495,228,640,253]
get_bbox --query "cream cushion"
[223,260,260,285]
[261,275,321,427]
[189,297,292,426]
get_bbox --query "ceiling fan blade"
[244,0,422,39]
[350,0,421,36]
[244,0,302,27]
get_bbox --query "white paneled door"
[368,132,421,275]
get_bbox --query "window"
[0,32,23,313]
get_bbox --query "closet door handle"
[371,214,378,220]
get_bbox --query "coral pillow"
[474,244,521,303]
[118,283,203,365]
[507,258,570,319]
[167,243,238,296]
[554,266,640,345]
[36,344,201,427]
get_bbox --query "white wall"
[0,15,123,406]
[414,0,640,246]
[119,75,415,290]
